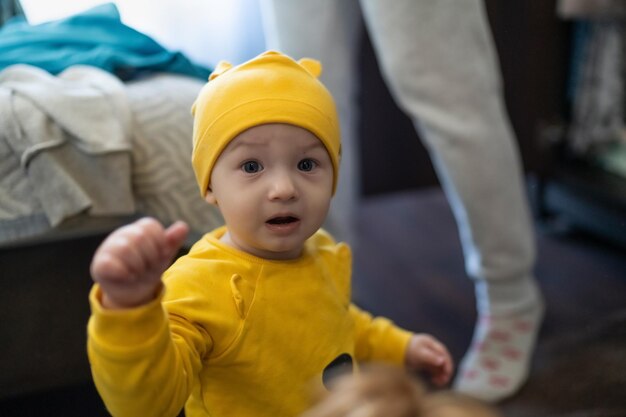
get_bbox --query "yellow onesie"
[88,227,413,417]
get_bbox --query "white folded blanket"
[0,67,225,243]
[0,65,134,239]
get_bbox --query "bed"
[0,69,224,399]
[0,0,266,399]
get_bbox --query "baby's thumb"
[163,221,189,259]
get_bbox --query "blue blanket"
[0,3,210,80]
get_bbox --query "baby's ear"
[204,188,218,205]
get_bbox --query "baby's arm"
[349,304,453,387]
[90,217,189,309]
[88,218,199,417]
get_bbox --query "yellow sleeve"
[87,285,211,417]
[350,303,413,365]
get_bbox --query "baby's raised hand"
[405,334,453,387]
[90,217,189,309]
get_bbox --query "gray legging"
[260,0,540,315]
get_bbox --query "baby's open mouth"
[266,216,299,225]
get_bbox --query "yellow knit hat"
[191,50,341,196]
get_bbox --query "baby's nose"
[268,171,298,201]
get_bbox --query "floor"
[1,187,625,416]
[354,187,626,350]
[352,188,626,416]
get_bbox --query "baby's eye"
[241,161,263,173]
[298,158,317,172]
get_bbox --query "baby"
[87,51,453,417]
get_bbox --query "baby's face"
[206,123,334,259]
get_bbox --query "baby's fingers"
[407,335,453,386]
[111,232,154,275]
[420,347,453,387]
[91,218,165,283]
[90,250,134,283]
[416,343,447,368]
[91,234,146,283]
[162,221,189,260]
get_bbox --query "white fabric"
[260,0,539,315]
[0,64,134,233]
[0,70,223,243]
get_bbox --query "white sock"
[453,297,544,402]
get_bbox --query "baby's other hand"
[90,217,188,310]
[405,334,453,387]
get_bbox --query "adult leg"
[360,0,543,401]
[260,0,362,243]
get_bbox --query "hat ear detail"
[209,60,234,81]
[298,58,322,78]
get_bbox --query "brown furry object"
[301,364,500,417]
